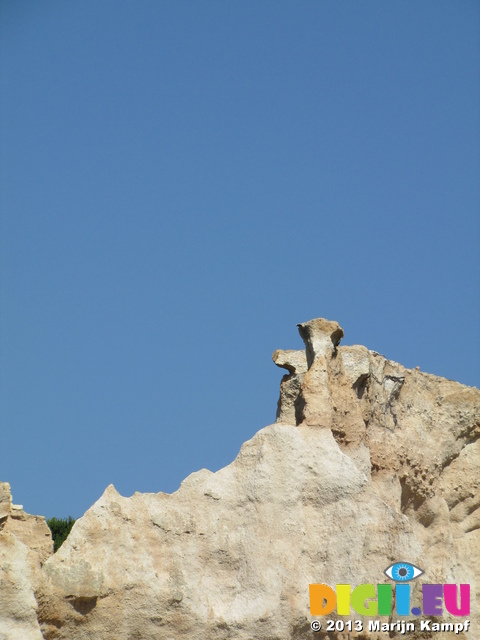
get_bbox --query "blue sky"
[1,1,479,520]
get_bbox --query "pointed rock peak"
[297,318,344,367]
[102,484,121,499]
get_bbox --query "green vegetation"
[47,516,76,552]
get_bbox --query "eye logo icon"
[384,562,424,582]
[310,561,470,619]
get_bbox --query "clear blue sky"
[1,1,479,520]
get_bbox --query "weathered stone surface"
[0,484,53,640]
[2,318,479,639]
[272,349,307,424]
[4,509,53,567]
[297,318,344,368]
[39,427,423,639]
[285,318,479,638]
[0,482,12,526]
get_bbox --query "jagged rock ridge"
[1,318,478,639]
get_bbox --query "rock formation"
[0,483,52,640]
[1,318,478,639]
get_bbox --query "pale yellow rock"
[0,482,12,526]
[40,426,423,639]
[0,484,52,640]
[272,349,307,424]
[297,318,344,367]
[295,319,366,440]
[4,508,53,566]
[2,318,479,640]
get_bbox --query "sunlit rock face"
[0,482,53,640]
[2,319,479,639]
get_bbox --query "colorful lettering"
[309,584,336,615]
[444,584,470,616]
[351,584,377,615]
[423,584,443,616]
[395,583,410,616]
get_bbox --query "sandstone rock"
[279,318,479,638]
[296,318,344,368]
[272,349,307,424]
[0,484,53,640]
[0,482,12,526]
[2,318,479,639]
[39,426,422,639]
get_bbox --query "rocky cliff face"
[0,483,52,639]
[1,319,478,639]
